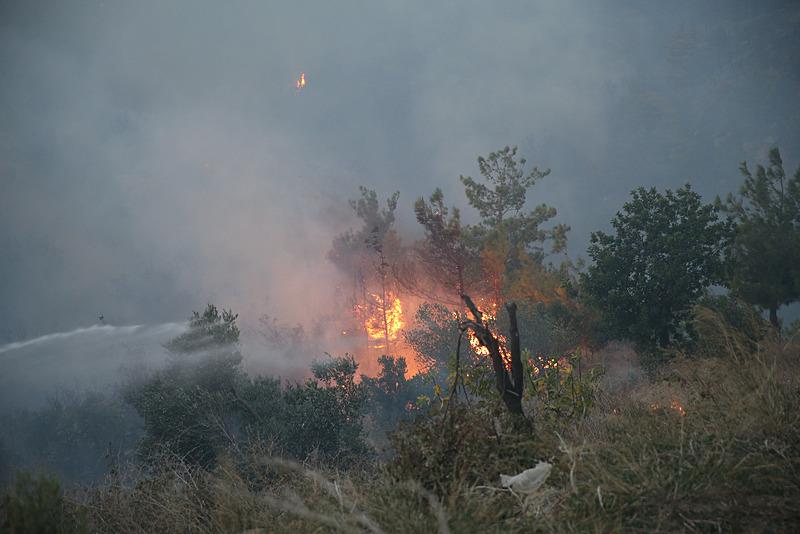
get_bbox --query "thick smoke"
[1,1,798,400]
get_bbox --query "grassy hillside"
[3,308,798,533]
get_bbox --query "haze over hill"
[1,0,798,374]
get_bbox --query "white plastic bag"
[500,461,552,494]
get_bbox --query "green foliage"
[328,186,401,274]
[460,145,569,261]
[292,354,369,461]
[526,351,602,422]
[404,300,602,420]
[506,302,581,357]
[1,472,87,533]
[349,186,400,249]
[124,354,243,468]
[583,184,730,352]
[125,304,246,467]
[8,311,800,533]
[165,303,240,353]
[461,146,550,227]
[413,188,480,298]
[718,147,800,327]
[361,355,428,432]
[278,383,367,463]
[532,298,610,353]
[128,319,371,469]
[126,357,372,468]
[403,302,460,376]
[240,356,372,464]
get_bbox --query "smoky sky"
[1,0,799,344]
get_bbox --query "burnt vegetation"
[3,147,800,532]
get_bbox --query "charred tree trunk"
[379,252,390,351]
[769,305,779,330]
[460,294,524,415]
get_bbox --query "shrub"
[124,353,244,468]
[692,293,767,357]
[1,472,87,533]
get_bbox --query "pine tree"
[719,148,800,329]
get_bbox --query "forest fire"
[464,302,512,368]
[295,72,306,90]
[360,293,404,349]
[346,292,426,377]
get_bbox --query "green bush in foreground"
[0,472,87,533]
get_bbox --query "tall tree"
[718,148,800,329]
[328,186,402,350]
[413,188,479,303]
[460,146,569,303]
[583,185,729,350]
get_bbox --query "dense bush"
[119,306,373,469]
[123,352,244,468]
[361,355,428,434]
[124,353,373,468]
[1,472,87,533]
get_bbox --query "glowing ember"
[468,331,490,356]
[670,399,687,417]
[295,72,306,90]
[650,400,687,417]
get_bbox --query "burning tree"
[460,146,569,305]
[459,294,525,415]
[329,187,406,354]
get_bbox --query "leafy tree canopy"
[460,146,569,260]
[459,146,570,304]
[583,184,730,351]
[328,186,400,272]
[413,188,479,299]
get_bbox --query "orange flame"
[361,293,404,349]
[295,72,306,90]
[465,301,511,369]
[650,400,687,417]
